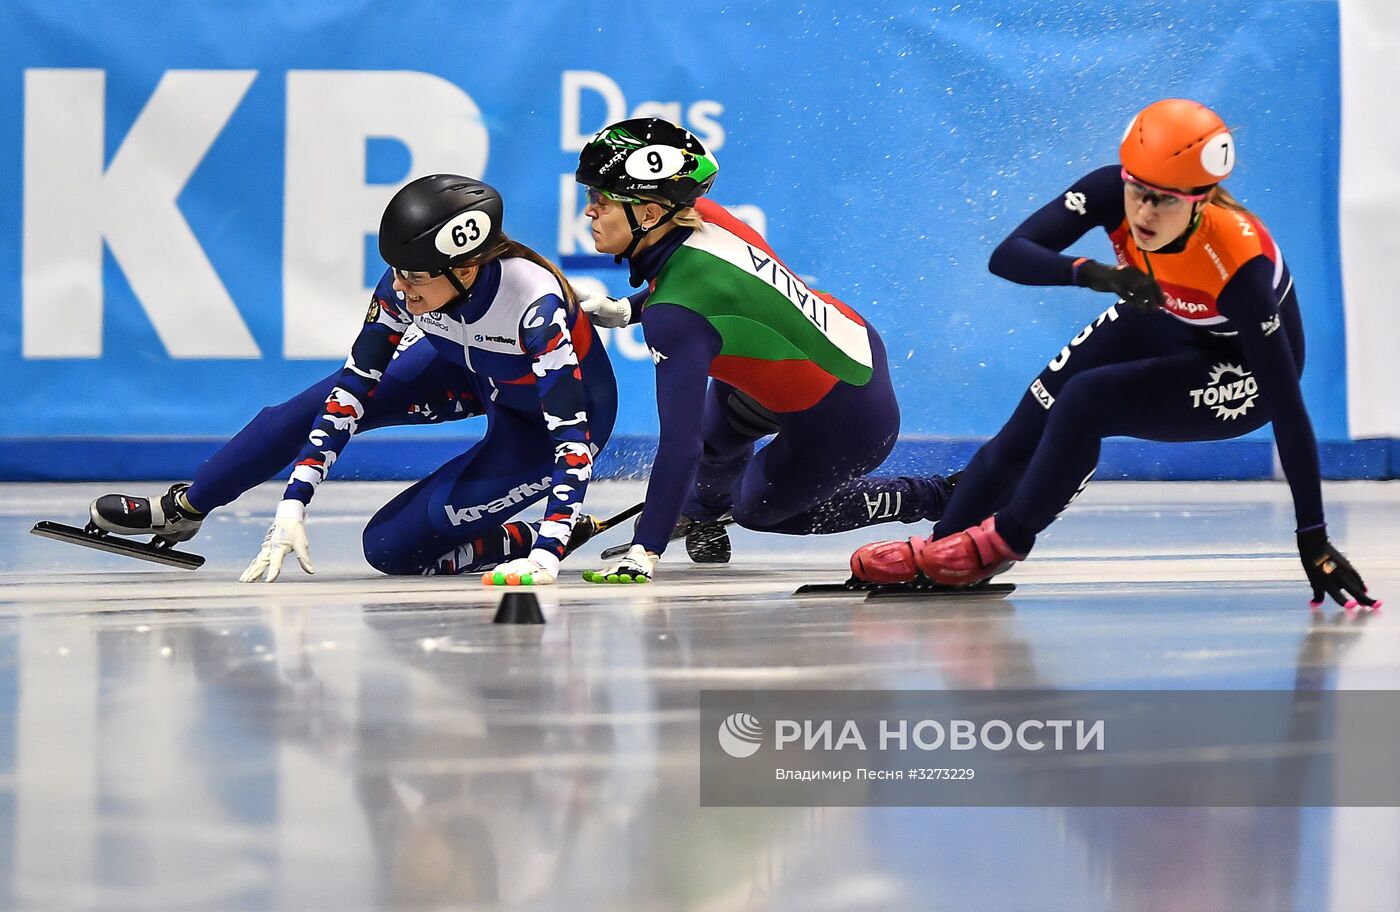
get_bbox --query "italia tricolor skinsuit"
[624,199,951,553]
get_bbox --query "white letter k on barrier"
[23,69,261,358]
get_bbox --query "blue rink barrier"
[2,438,1396,483]
[1,0,1367,456]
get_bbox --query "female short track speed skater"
[89,175,616,586]
[852,99,1378,609]
[573,117,954,584]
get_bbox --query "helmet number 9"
[625,145,686,180]
[435,210,494,257]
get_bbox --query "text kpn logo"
[717,713,764,758]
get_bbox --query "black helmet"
[378,174,504,273]
[575,118,719,207]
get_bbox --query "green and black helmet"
[576,118,719,262]
[576,117,719,206]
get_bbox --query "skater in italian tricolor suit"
[90,175,616,586]
[852,99,1378,610]
[573,118,956,584]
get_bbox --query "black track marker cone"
[493,591,545,625]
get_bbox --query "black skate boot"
[90,483,205,544]
[679,513,732,564]
[598,510,736,562]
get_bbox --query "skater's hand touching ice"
[1297,527,1379,610]
[583,544,657,584]
[241,500,314,583]
[483,552,559,586]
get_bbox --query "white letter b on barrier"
[283,71,488,358]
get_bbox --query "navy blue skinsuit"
[936,165,1323,554]
[184,263,617,574]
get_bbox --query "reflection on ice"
[2,480,1399,910]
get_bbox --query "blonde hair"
[671,206,704,229]
[1207,184,1255,219]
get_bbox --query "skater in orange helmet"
[851,99,1378,610]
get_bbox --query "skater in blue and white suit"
[90,175,617,586]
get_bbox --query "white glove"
[240,500,314,583]
[584,544,657,584]
[579,293,633,329]
[483,550,560,586]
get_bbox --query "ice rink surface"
[3,479,1400,911]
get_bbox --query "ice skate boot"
[850,516,1024,586]
[680,513,732,564]
[90,483,205,544]
[599,512,734,562]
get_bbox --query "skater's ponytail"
[477,236,579,313]
[1206,185,1257,220]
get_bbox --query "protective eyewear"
[392,267,443,287]
[584,186,644,206]
[1121,168,1210,209]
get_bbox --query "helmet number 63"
[452,218,481,247]
[435,210,494,256]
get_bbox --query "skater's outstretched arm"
[488,294,596,586]
[281,270,413,509]
[584,304,719,584]
[242,271,411,583]
[1221,258,1378,609]
[630,304,720,555]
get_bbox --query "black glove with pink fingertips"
[1297,526,1379,610]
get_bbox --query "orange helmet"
[1119,99,1235,191]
